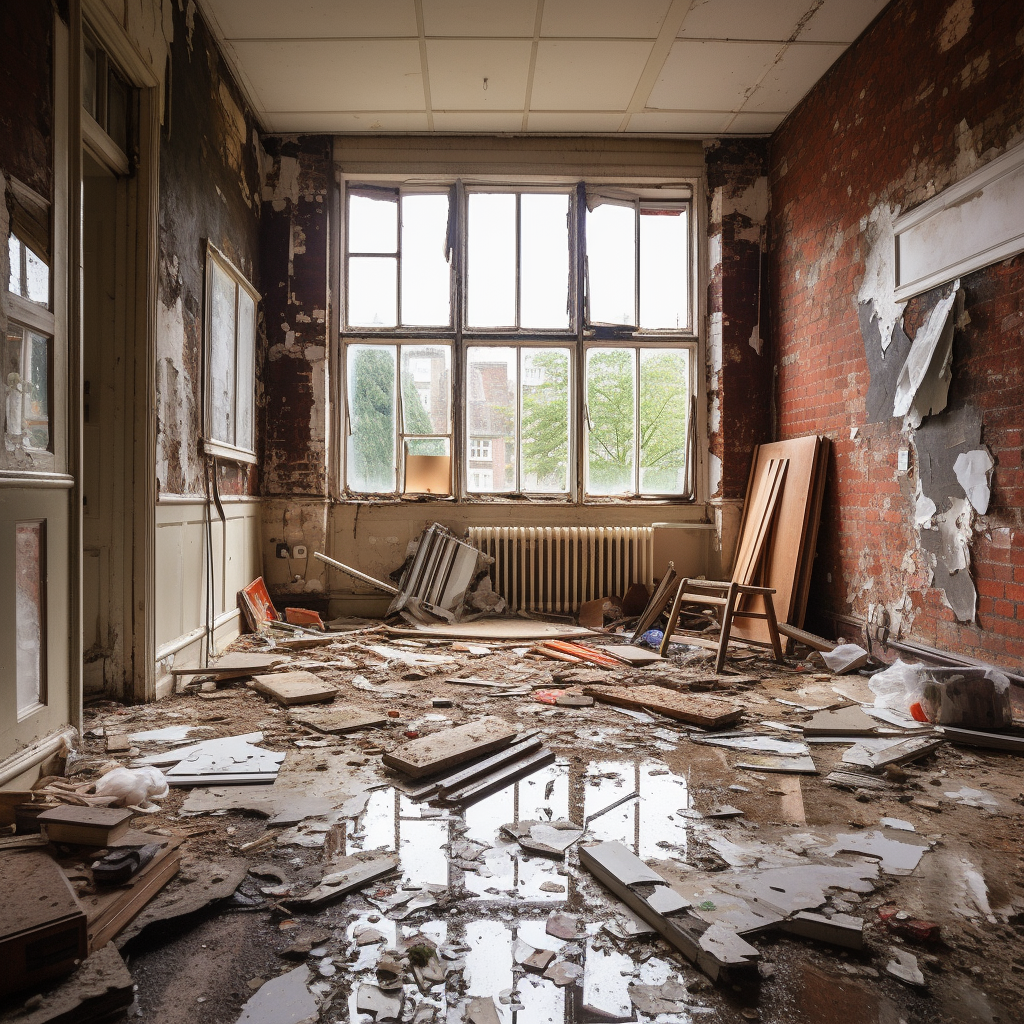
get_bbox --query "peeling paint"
[856,203,906,352]
[937,0,973,52]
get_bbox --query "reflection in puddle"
[335,756,711,1024]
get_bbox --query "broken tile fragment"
[236,965,319,1024]
[501,819,584,857]
[543,960,583,987]
[886,948,926,987]
[546,911,585,940]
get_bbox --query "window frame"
[202,243,259,465]
[338,175,701,504]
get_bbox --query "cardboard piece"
[251,671,339,706]
[382,716,518,779]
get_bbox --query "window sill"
[335,494,696,507]
[202,439,258,466]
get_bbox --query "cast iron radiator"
[466,526,654,614]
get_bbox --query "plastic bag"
[92,765,169,812]
[869,659,930,719]
[870,659,1013,728]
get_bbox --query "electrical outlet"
[897,448,909,472]
[276,543,290,559]
[293,544,308,559]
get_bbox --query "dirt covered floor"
[69,627,1024,1024]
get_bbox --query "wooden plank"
[37,806,134,846]
[382,716,518,779]
[791,437,831,631]
[442,747,557,803]
[584,685,744,728]
[171,652,288,677]
[731,436,821,644]
[777,622,836,652]
[733,458,787,586]
[288,707,388,734]
[250,670,338,706]
[737,459,788,586]
[407,733,543,799]
[629,565,678,641]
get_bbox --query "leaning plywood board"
[584,685,743,729]
[732,436,822,644]
[383,717,518,778]
[251,671,338,706]
[790,437,831,639]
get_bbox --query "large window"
[341,181,697,501]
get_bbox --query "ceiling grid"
[197,0,889,136]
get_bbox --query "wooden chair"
[658,578,784,673]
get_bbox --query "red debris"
[878,905,941,942]
[534,690,564,705]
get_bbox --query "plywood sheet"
[251,671,338,706]
[732,436,821,643]
[382,716,518,778]
[584,685,743,728]
[289,707,388,734]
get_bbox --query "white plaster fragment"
[953,448,993,515]
[915,491,937,527]
[266,155,301,211]
[726,178,768,223]
[708,453,722,498]
[934,497,972,574]
[893,284,960,426]
[857,203,906,352]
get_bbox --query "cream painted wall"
[260,499,715,616]
[154,496,261,692]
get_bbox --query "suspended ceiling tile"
[421,0,538,37]
[431,111,526,131]
[263,111,430,133]
[677,0,809,41]
[725,110,788,133]
[426,40,533,109]
[648,40,779,110]
[525,111,626,132]
[626,111,733,133]
[742,42,847,112]
[531,40,652,111]
[798,0,890,42]
[230,40,424,112]
[541,0,672,39]
[203,0,418,39]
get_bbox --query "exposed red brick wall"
[769,0,1024,663]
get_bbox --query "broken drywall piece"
[803,705,877,737]
[628,980,689,1017]
[357,983,404,1021]
[820,644,870,674]
[920,496,977,622]
[887,948,926,987]
[693,735,810,756]
[719,862,879,916]
[464,996,503,1024]
[842,735,943,771]
[500,819,584,857]
[915,489,937,526]
[781,911,865,950]
[953,448,994,514]
[820,829,931,875]
[236,965,319,1024]
[734,754,818,774]
[164,739,285,785]
[892,283,960,426]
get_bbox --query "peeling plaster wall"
[259,136,332,500]
[156,0,262,497]
[0,2,53,203]
[770,0,1024,664]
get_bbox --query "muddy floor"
[73,627,1023,1024]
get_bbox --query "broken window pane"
[404,436,451,494]
[236,288,256,452]
[348,192,397,253]
[5,323,51,452]
[347,344,397,492]
[467,346,517,492]
[467,193,516,328]
[639,348,689,494]
[640,206,689,330]
[586,202,636,326]
[520,194,570,329]
[586,348,635,495]
[348,256,397,328]
[401,345,450,436]
[401,194,451,327]
[8,234,50,308]
[521,348,570,493]
[209,259,236,444]
[16,520,45,716]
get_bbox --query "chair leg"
[761,590,784,663]
[658,579,689,658]
[714,582,739,674]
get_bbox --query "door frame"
[79,0,160,703]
